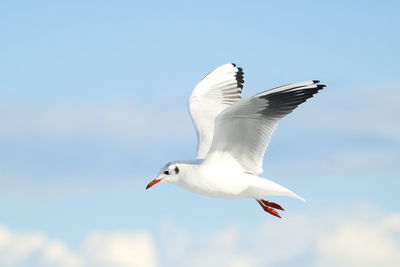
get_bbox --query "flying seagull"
[146,63,326,218]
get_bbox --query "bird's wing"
[189,63,244,158]
[205,80,326,174]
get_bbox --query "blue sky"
[0,1,399,266]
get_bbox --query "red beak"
[146,178,162,190]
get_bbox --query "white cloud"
[0,225,81,267]
[161,215,318,267]
[81,231,158,267]
[160,208,400,267]
[0,207,399,267]
[39,241,83,267]
[0,226,157,267]
[316,214,400,267]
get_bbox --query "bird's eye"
[164,170,171,175]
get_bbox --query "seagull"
[146,63,326,218]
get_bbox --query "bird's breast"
[177,168,250,199]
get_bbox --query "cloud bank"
[0,227,157,267]
[161,209,400,267]
[1,207,399,267]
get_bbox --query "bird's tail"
[282,190,306,202]
[254,177,306,202]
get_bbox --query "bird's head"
[146,162,181,190]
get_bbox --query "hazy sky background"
[1,1,399,266]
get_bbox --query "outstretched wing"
[206,80,326,174]
[189,63,244,158]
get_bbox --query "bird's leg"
[256,199,282,218]
[260,199,284,211]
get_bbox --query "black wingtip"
[235,67,244,89]
[231,63,237,67]
[313,80,326,90]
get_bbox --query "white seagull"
[146,63,326,218]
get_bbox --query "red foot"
[256,200,283,218]
[260,200,285,211]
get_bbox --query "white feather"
[189,63,243,158]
